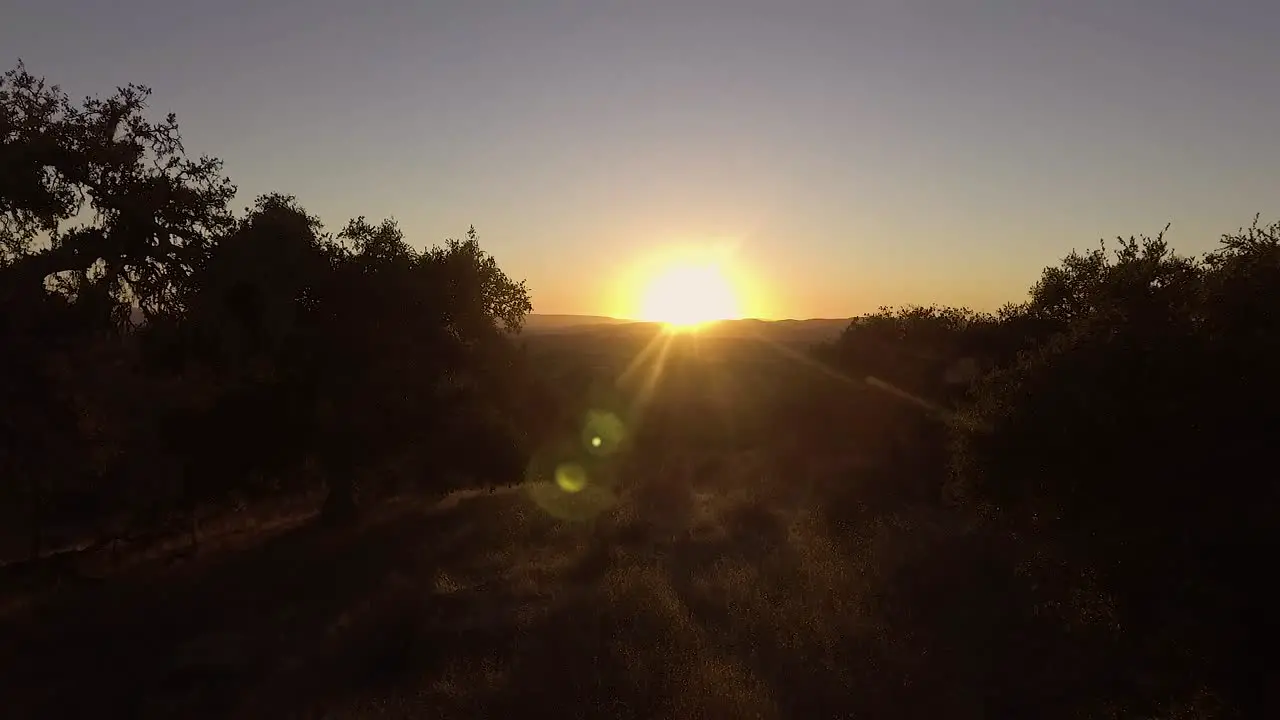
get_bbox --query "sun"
[637,260,743,331]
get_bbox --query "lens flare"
[555,462,588,493]
[523,437,622,521]
[581,409,627,456]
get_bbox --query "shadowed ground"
[0,453,953,719]
[0,335,1011,719]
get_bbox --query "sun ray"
[618,328,669,387]
[625,329,675,423]
[740,325,960,423]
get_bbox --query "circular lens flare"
[582,409,626,456]
[523,406,631,521]
[555,462,588,493]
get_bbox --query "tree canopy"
[1,61,532,550]
[3,60,1276,717]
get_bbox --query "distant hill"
[717,318,855,344]
[520,314,851,344]
[521,314,633,333]
[122,309,848,344]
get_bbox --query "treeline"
[818,224,1279,716]
[1,63,535,561]
[5,60,1277,715]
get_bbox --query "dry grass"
[0,433,1153,720]
[0,334,1104,718]
[0,449,925,719]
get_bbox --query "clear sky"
[4,1,1277,318]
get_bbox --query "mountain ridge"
[521,313,851,342]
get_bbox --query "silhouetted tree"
[1,61,236,318]
[950,222,1280,716]
[1,62,534,551]
[2,62,232,557]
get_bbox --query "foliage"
[0,61,237,319]
[1,62,532,553]
[3,60,1275,718]
[945,221,1280,716]
[810,221,1278,716]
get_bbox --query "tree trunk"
[28,475,44,562]
[321,457,359,526]
[189,510,201,552]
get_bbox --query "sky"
[3,0,1277,319]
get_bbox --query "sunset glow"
[636,260,744,331]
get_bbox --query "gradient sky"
[4,1,1277,318]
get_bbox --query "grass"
[0,335,1127,718]
[0,443,950,719]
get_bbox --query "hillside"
[520,314,633,333]
[522,314,851,344]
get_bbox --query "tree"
[949,220,1280,716]
[1,62,536,551]
[1,60,239,556]
[146,195,332,537]
[822,305,994,402]
[1,61,236,319]
[295,221,532,522]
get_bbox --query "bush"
[950,223,1280,716]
